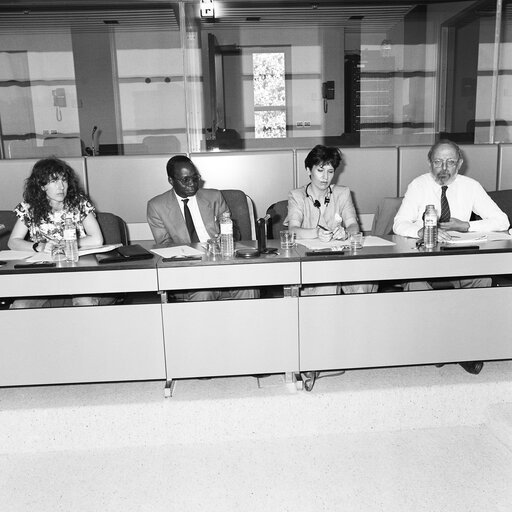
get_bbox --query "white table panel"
[299,287,512,371]
[163,298,299,378]
[0,304,165,386]
[158,261,300,290]
[1,268,158,297]
[301,252,512,284]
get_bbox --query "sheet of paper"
[297,235,395,251]
[150,245,204,258]
[445,231,512,244]
[24,244,123,262]
[78,244,122,257]
[0,250,33,261]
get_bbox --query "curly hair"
[23,157,89,225]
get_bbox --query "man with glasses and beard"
[393,139,509,374]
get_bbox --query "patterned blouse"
[14,198,95,243]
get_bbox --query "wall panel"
[399,144,498,196]
[191,150,295,218]
[85,155,172,223]
[0,157,86,210]
[296,146,398,215]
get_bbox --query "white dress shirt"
[174,191,210,242]
[393,173,509,238]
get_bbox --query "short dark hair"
[166,155,198,179]
[427,139,463,162]
[304,145,342,171]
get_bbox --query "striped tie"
[439,185,450,223]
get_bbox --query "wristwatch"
[32,242,40,252]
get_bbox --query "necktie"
[440,185,450,223]
[182,199,199,243]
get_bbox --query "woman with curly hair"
[8,157,104,308]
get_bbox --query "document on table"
[445,231,512,244]
[78,244,122,256]
[150,245,204,258]
[0,250,33,261]
[24,244,123,262]
[297,235,396,251]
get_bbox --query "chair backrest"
[0,210,129,250]
[371,197,403,236]
[0,211,17,250]
[486,189,512,227]
[96,211,129,245]
[221,189,256,240]
[266,200,288,240]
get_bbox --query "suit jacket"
[147,188,230,245]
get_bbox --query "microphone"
[91,126,98,156]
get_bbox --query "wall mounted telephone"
[322,81,335,100]
[52,88,66,121]
[52,88,66,108]
[322,81,335,113]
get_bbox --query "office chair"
[370,197,403,236]
[96,212,129,245]
[265,200,288,239]
[221,189,256,240]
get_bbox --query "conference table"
[0,255,165,387]
[2,236,512,394]
[297,236,512,373]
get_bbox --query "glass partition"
[0,0,509,158]
[0,3,184,158]
[192,0,501,150]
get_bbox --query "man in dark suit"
[147,155,256,301]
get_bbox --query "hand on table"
[439,218,470,232]
[318,229,333,242]
[332,225,347,240]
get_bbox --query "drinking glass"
[280,230,296,249]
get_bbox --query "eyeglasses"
[431,159,458,169]
[174,175,201,185]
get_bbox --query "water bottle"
[219,212,234,258]
[423,204,438,249]
[63,215,79,262]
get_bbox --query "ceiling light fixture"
[200,0,215,19]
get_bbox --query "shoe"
[459,361,484,375]
[302,371,318,392]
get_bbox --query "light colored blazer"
[147,188,229,245]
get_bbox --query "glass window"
[191,0,502,150]
[253,52,286,138]
[0,1,509,158]
[496,0,512,142]
[0,4,184,159]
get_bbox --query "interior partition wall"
[0,0,511,160]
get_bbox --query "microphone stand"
[91,126,97,156]
[257,214,278,254]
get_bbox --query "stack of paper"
[297,235,396,251]
[150,246,204,258]
[445,231,512,244]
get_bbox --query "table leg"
[164,379,176,398]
